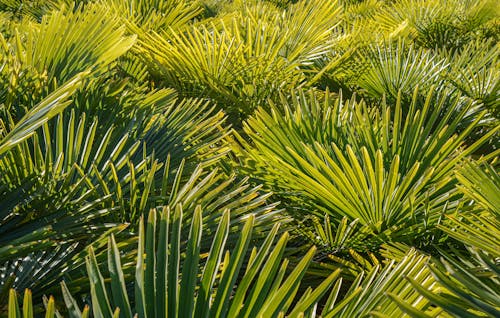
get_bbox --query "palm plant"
[0,0,65,20]
[137,0,342,124]
[103,0,202,32]
[355,40,448,102]
[7,205,340,317]
[438,39,500,117]
[9,205,465,318]
[0,2,138,298]
[0,0,280,303]
[371,0,498,51]
[324,0,499,104]
[390,161,500,317]
[0,2,136,122]
[233,87,498,253]
[1,0,499,317]
[0,73,282,307]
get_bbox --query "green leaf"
[156,207,170,318]
[86,247,113,318]
[258,246,317,316]
[0,73,85,157]
[145,209,157,318]
[209,214,254,318]
[61,281,82,318]
[108,235,132,318]
[44,296,55,318]
[168,205,183,318]
[9,289,21,318]
[194,210,230,318]
[135,216,147,318]
[179,206,203,317]
[288,269,341,317]
[22,289,33,318]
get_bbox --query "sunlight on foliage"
[1,0,499,316]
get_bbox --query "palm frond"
[16,2,135,83]
[234,87,496,250]
[356,40,448,101]
[397,212,500,317]
[7,206,338,317]
[138,0,343,122]
[104,0,202,32]
[329,250,437,317]
[0,73,84,156]
[455,161,500,215]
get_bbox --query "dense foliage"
[0,0,498,317]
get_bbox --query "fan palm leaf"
[390,161,500,317]
[138,0,342,122]
[455,161,500,215]
[356,40,448,101]
[395,217,500,317]
[7,206,339,317]
[234,87,498,250]
[0,73,84,156]
[103,0,202,32]
[0,2,136,125]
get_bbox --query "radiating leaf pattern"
[1,0,499,317]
